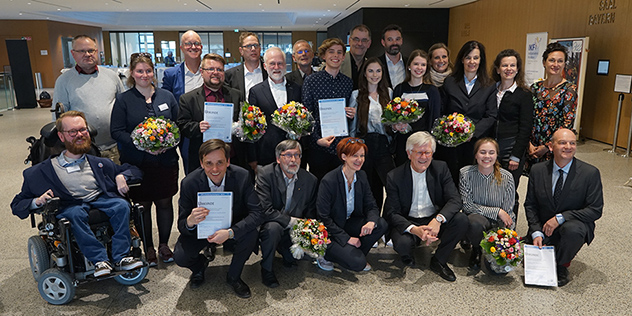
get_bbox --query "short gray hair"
[263,46,285,64]
[406,131,436,153]
[292,40,310,54]
[275,140,302,158]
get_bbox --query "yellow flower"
[449,132,454,136]
[457,117,464,123]
[490,247,496,253]
[311,238,318,245]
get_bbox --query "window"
[109,32,155,67]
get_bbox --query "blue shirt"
[464,75,477,95]
[341,169,357,218]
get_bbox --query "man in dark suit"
[248,47,302,167]
[286,39,314,86]
[525,128,603,286]
[256,140,318,287]
[177,53,244,173]
[173,139,263,298]
[340,24,372,90]
[377,24,407,88]
[384,131,467,282]
[11,111,143,277]
[224,32,268,101]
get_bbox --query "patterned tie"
[554,169,564,206]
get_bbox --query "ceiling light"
[57,8,61,10]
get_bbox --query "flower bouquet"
[271,101,315,140]
[381,97,424,134]
[290,219,331,259]
[130,116,180,155]
[232,101,267,143]
[479,228,523,274]
[431,112,475,147]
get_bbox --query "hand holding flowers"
[271,101,315,140]
[381,97,424,134]
[232,101,267,143]
[431,112,475,147]
[130,116,180,155]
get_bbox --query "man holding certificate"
[524,128,603,286]
[177,54,243,173]
[302,38,355,180]
[173,139,262,298]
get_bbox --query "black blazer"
[285,69,304,86]
[442,75,497,138]
[224,61,269,100]
[524,158,603,245]
[176,85,242,172]
[494,86,534,160]
[317,166,380,246]
[378,53,408,89]
[255,163,318,227]
[177,165,263,240]
[383,160,462,234]
[248,79,302,165]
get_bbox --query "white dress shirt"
[244,64,264,100]
[268,77,287,107]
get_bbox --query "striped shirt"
[459,165,515,225]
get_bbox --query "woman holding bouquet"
[316,137,388,271]
[459,138,515,271]
[111,53,179,266]
[349,57,395,209]
[392,50,442,166]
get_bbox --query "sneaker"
[158,243,174,263]
[94,261,112,277]
[146,247,158,267]
[363,263,372,272]
[316,256,334,271]
[116,257,144,271]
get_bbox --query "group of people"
[11,23,603,300]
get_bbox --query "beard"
[387,44,400,55]
[281,163,299,176]
[64,135,92,155]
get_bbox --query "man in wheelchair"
[11,110,144,278]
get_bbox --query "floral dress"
[529,80,577,165]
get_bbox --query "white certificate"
[203,102,234,143]
[524,245,558,287]
[196,192,233,239]
[318,98,348,137]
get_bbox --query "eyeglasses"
[182,41,202,48]
[73,49,97,55]
[409,150,433,157]
[295,49,311,55]
[241,43,261,50]
[131,52,152,60]
[201,67,224,73]
[279,153,302,159]
[62,127,88,137]
[345,138,365,145]
[350,37,370,44]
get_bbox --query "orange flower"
[149,136,156,141]
[311,238,318,245]
[252,130,258,135]
[401,101,409,107]
[500,252,507,258]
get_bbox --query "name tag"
[66,164,81,173]
[158,103,169,111]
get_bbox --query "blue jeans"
[56,195,131,264]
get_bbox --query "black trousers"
[391,212,468,264]
[541,219,590,266]
[173,228,258,280]
[324,216,388,271]
[259,221,295,272]
[465,213,497,247]
[435,141,474,187]
[306,146,340,180]
[498,137,525,220]
[362,133,395,211]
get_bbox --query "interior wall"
[448,0,628,147]
[291,31,318,70]
[153,31,180,63]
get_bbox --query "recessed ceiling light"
[57,8,61,10]
[405,4,410,7]
[18,12,22,15]
[184,3,187,5]
[126,8,129,11]
[27,2,31,4]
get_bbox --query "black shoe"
[282,259,298,268]
[557,265,570,287]
[261,268,280,288]
[227,277,252,298]
[468,247,482,271]
[460,239,472,251]
[430,256,456,282]
[401,255,416,267]
[189,256,209,289]
[204,244,216,262]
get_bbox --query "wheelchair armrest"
[29,197,60,228]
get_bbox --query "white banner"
[525,32,548,85]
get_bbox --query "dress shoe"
[189,256,209,289]
[557,265,570,287]
[204,244,216,262]
[430,256,456,282]
[261,268,280,288]
[283,259,298,268]
[460,239,472,251]
[227,277,252,298]
[401,255,416,267]
[468,247,482,271]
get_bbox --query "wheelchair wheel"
[38,268,75,305]
[28,236,50,282]
[114,266,148,285]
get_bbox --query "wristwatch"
[435,214,446,224]
[228,228,234,239]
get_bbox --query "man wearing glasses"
[224,32,268,101]
[340,25,372,89]
[286,40,314,86]
[52,35,125,163]
[256,140,318,288]
[383,131,467,282]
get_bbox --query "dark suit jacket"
[494,86,534,160]
[317,166,380,246]
[285,69,304,86]
[248,79,302,165]
[11,155,143,219]
[177,165,263,241]
[524,158,603,245]
[378,53,408,89]
[161,62,187,102]
[176,85,243,172]
[383,160,463,234]
[442,75,498,138]
[224,61,269,100]
[255,163,318,227]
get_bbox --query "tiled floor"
[1,107,630,315]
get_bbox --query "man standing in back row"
[340,24,372,90]
[377,24,407,88]
[224,32,268,101]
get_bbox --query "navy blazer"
[255,163,318,227]
[317,166,380,246]
[177,165,263,240]
[442,75,498,138]
[224,61,269,100]
[110,87,179,166]
[11,155,143,219]
[383,160,462,234]
[161,62,187,103]
[248,79,302,165]
[524,158,603,245]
